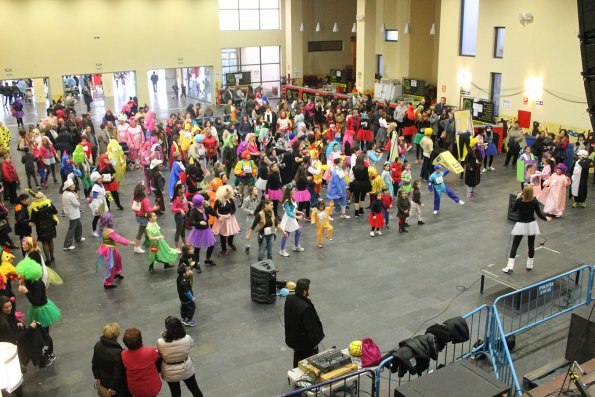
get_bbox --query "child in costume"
[171,183,189,253]
[187,194,217,273]
[96,212,131,289]
[126,117,145,169]
[390,157,403,198]
[20,237,62,288]
[279,186,305,257]
[381,162,394,197]
[72,144,92,197]
[538,163,571,218]
[14,193,32,247]
[89,172,108,236]
[428,164,465,215]
[368,166,385,208]
[410,180,425,225]
[308,150,323,197]
[396,188,411,233]
[28,190,59,266]
[293,163,312,221]
[311,199,333,248]
[16,257,60,367]
[380,187,393,229]
[177,259,197,327]
[144,212,178,273]
[326,157,351,219]
[168,152,186,203]
[98,153,123,210]
[570,150,590,208]
[234,150,257,201]
[106,139,127,190]
[368,192,384,237]
[0,249,18,307]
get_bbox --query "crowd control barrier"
[277,368,376,397]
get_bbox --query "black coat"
[92,337,130,396]
[570,158,590,202]
[30,203,58,241]
[284,294,324,352]
[464,151,481,187]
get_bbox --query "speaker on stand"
[250,260,277,304]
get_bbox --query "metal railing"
[492,265,592,338]
[374,304,491,397]
[489,265,593,396]
[277,368,376,397]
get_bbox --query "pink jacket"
[126,125,145,150]
[170,196,189,214]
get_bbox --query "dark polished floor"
[1,93,593,397]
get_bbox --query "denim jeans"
[257,234,274,261]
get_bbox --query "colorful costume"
[106,140,127,184]
[144,221,179,265]
[169,160,186,199]
[15,258,61,327]
[538,165,571,217]
[428,166,462,213]
[326,166,348,206]
[126,118,145,164]
[311,204,333,246]
[97,230,129,287]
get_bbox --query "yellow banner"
[432,151,464,174]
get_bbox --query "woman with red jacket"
[1,154,19,204]
[121,328,162,397]
[131,182,160,254]
[202,129,218,167]
[98,154,124,210]
[401,105,417,145]
[553,129,570,165]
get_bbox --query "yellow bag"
[349,340,362,357]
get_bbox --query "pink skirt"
[211,215,241,236]
[267,188,283,201]
[294,189,311,202]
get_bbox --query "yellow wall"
[0,0,285,103]
[437,0,591,131]
[300,0,357,77]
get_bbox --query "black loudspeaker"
[565,312,595,364]
[578,0,595,131]
[250,260,277,304]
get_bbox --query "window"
[384,30,399,42]
[221,46,281,98]
[490,72,502,116]
[459,0,480,56]
[307,41,343,52]
[218,0,280,31]
[493,27,505,58]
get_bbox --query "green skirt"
[26,299,61,327]
[143,238,179,265]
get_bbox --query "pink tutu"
[267,188,283,201]
[294,189,311,203]
[211,215,241,236]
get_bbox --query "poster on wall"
[454,109,473,133]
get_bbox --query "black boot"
[164,263,175,270]
[359,208,364,215]
[149,264,154,273]
[402,223,409,232]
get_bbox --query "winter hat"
[63,179,75,189]
[90,171,102,182]
[578,149,588,157]
[424,128,433,136]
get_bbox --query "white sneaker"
[481,168,487,174]
[340,214,351,219]
[79,237,86,242]
[433,210,439,215]
[293,246,304,252]
[279,250,290,257]
[376,231,383,236]
[63,245,75,251]
[92,232,99,238]
[370,231,375,237]
[459,200,465,205]
[489,166,496,171]
[134,247,146,254]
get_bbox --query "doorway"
[0,77,50,124]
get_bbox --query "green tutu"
[26,299,61,327]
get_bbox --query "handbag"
[150,245,159,253]
[131,200,142,212]
[102,174,112,182]
[255,177,267,191]
[95,383,111,397]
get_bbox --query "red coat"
[203,135,218,158]
[121,346,162,397]
[390,162,402,183]
[345,116,360,134]
[1,161,18,182]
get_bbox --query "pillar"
[285,0,304,83]
[136,71,149,106]
[355,0,376,92]
[102,73,114,97]
[31,78,46,103]
[48,74,64,101]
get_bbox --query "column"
[355,0,376,92]
[284,0,304,84]
[31,78,46,104]
[48,74,64,101]
[102,73,114,97]
[136,71,149,106]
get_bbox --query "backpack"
[361,338,381,368]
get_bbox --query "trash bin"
[250,260,277,304]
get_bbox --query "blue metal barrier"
[591,265,595,302]
[489,265,593,396]
[492,265,592,337]
[277,368,376,397]
[374,305,491,397]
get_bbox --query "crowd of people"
[0,86,592,395]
